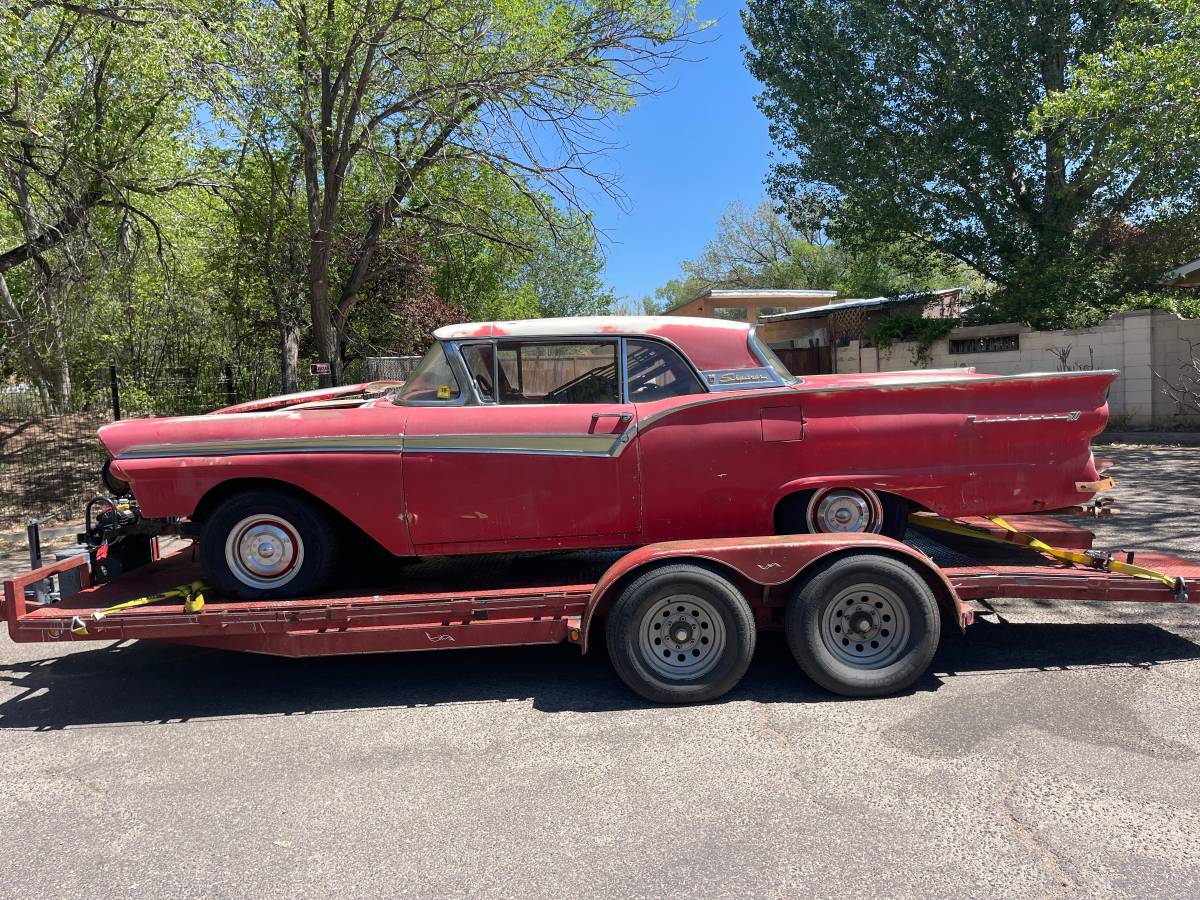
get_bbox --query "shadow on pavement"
[1,620,1198,730]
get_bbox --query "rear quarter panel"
[635,372,1114,540]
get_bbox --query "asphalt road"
[1,443,1198,898]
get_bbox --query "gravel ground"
[1,444,1198,898]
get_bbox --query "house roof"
[1162,256,1200,287]
[757,287,966,323]
[664,287,838,314]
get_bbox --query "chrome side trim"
[702,367,785,391]
[119,432,627,460]
[966,411,1082,424]
[118,435,404,459]
[609,389,787,456]
[796,369,1120,396]
[405,433,621,456]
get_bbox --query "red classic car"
[97,316,1116,599]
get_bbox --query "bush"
[871,314,959,366]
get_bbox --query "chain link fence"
[0,371,114,533]
[0,356,417,532]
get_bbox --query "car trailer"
[4,515,1199,703]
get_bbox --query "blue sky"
[591,0,775,303]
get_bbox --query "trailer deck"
[4,546,612,654]
[5,517,1199,700]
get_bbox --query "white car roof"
[432,315,752,341]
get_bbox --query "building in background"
[1162,256,1200,288]
[664,288,837,322]
[666,286,966,375]
[757,287,966,374]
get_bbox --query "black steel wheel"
[605,563,756,704]
[785,553,940,697]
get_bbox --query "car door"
[402,338,641,553]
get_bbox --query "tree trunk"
[0,271,55,410]
[307,230,340,387]
[279,313,300,394]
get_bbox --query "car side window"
[626,338,705,402]
[495,341,619,404]
[460,343,496,402]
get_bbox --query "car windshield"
[393,343,461,403]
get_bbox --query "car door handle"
[591,412,632,424]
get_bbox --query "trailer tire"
[605,564,755,704]
[200,489,337,600]
[785,553,939,697]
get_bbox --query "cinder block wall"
[833,309,1200,429]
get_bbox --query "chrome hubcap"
[821,583,910,668]
[225,516,304,589]
[638,593,726,680]
[808,488,883,534]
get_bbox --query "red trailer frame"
[4,517,1199,700]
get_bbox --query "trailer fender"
[578,533,965,653]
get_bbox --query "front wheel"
[785,553,940,697]
[199,490,337,599]
[605,564,756,704]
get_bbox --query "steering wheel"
[475,373,493,397]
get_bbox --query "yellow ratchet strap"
[70,580,207,636]
[909,513,1188,600]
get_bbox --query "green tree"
[0,2,215,407]
[215,0,690,385]
[651,197,968,310]
[1039,0,1200,222]
[424,167,615,323]
[743,0,1200,327]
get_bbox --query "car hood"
[211,381,404,414]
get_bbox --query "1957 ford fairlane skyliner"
[96,316,1117,599]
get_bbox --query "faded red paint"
[97,318,1117,560]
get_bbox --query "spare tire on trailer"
[605,563,756,704]
[199,489,337,600]
[785,553,940,697]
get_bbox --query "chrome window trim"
[451,331,705,391]
[448,335,629,407]
[457,340,497,406]
[618,336,629,404]
[748,326,799,385]
[624,336,708,401]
